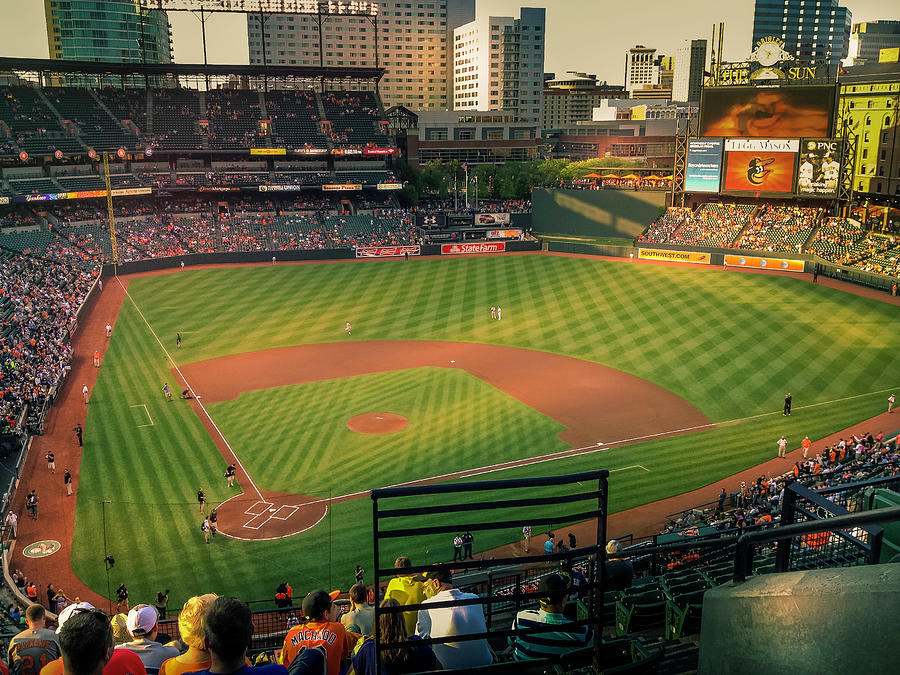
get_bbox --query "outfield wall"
[532,188,667,238]
[102,240,542,275]
[545,240,897,293]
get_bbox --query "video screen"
[701,86,835,138]
[795,139,841,198]
[723,138,798,194]
[685,139,724,193]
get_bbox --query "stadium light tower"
[139,1,381,77]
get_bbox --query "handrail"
[733,505,900,582]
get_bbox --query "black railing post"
[775,484,798,572]
[486,569,493,630]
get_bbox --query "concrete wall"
[698,563,900,675]
[532,188,666,238]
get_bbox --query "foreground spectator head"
[109,614,130,645]
[57,603,98,634]
[178,593,218,649]
[348,584,368,607]
[25,603,47,628]
[203,597,252,668]
[58,607,113,675]
[301,589,340,622]
[126,605,159,639]
[537,573,571,610]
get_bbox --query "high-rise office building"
[847,21,900,66]
[624,45,659,96]
[542,72,626,130]
[45,0,172,64]
[751,0,851,65]
[247,0,475,110]
[672,39,707,103]
[452,8,546,124]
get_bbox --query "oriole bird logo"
[747,157,776,185]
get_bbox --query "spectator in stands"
[7,604,60,675]
[349,598,440,675]
[41,603,147,675]
[415,568,492,669]
[193,597,293,675]
[281,590,356,675]
[508,572,594,661]
[340,584,374,636]
[384,557,428,637]
[158,594,217,675]
[114,605,179,675]
[56,607,116,675]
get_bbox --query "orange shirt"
[281,621,357,675]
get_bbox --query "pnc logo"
[747,157,776,185]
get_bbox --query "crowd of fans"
[734,205,823,253]
[644,204,899,278]
[662,431,897,537]
[0,252,94,433]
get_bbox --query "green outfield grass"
[70,255,900,607]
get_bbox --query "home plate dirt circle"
[215,490,329,540]
[347,412,409,434]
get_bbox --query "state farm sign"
[441,242,506,255]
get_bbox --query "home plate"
[450,360,456,363]
[270,508,277,512]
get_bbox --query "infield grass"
[71,255,900,605]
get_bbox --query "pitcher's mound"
[347,412,408,434]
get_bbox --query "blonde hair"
[110,613,130,645]
[178,594,218,649]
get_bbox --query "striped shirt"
[509,608,593,661]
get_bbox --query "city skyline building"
[624,45,659,96]
[847,20,900,65]
[247,0,474,110]
[542,72,626,130]
[751,0,852,65]
[44,0,173,64]
[452,7,546,124]
[672,39,707,103]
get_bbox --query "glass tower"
[45,0,173,64]
[751,0,851,65]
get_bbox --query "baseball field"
[67,253,899,606]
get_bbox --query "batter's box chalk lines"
[129,404,154,428]
[244,500,274,516]
[272,505,299,520]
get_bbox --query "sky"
[2,0,898,85]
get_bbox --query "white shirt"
[82,385,88,395]
[416,588,493,669]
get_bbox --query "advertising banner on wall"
[355,245,420,258]
[441,242,506,255]
[700,85,835,138]
[723,138,798,194]
[724,254,804,271]
[638,248,711,264]
[475,212,511,225]
[685,139,724,193]
[486,229,522,240]
[795,138,841,198]
[322,184,362,191]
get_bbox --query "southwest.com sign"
[638,248,710,264]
